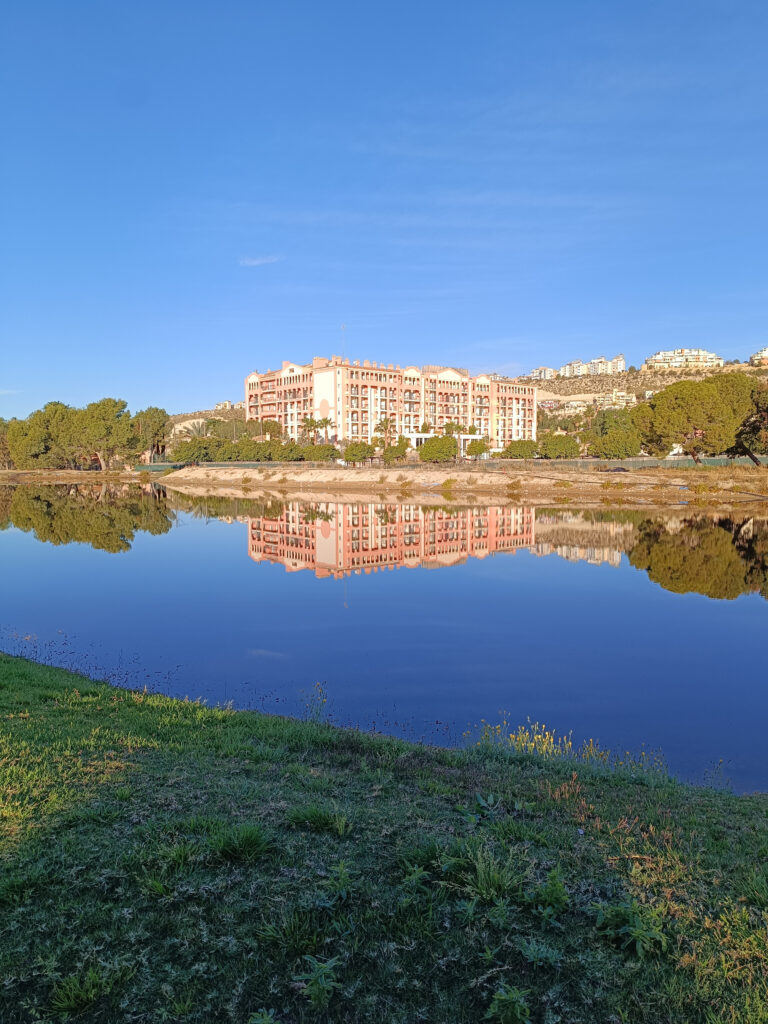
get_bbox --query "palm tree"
[177,419,209,438]
[316,417,334,443]
[301,416,320,443]
[374,418,394,448]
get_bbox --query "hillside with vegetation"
[523,363,768,399]
[168,407,246,427]
[498,372,768,463]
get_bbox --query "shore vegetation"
[3,400,169,471]
[1,655,767,1022]
[532,373,768,464]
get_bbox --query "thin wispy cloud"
[219,191,631,252]
[0,389,20,395]
[239,255,284,267]
[246,648,288,659]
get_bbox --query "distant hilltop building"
[528,355,625,379]
[214,400,245,411]
[560,354,626,377]
[588,354,626,376]
[641,348,724,371]
[594,389,637,410]
[749,347,768,366]
[529,366,556,380]
[244,355,536,450]
[534,541,623,569]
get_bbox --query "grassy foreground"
[1,657,767,1023]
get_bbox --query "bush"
[170,437,339,464]
[383,438,410,464]
[303,444,340,462]
[537,434,580,459]
[418,436,458,463]
[171,437,228,463]
[499,440,538,459]
[343,442,375,464]
[231,439,280,461]
[588,428,642,459]
[467,439,489,459]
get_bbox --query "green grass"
[286,803,351,835]
[1,654,768,1022]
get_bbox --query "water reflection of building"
[533,512,634,568]
[532,542,623,568]
[247,503,535,578]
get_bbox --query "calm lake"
[2,484,767,791]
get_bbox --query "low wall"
[145,455,764,475]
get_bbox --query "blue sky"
[2,1,767,417]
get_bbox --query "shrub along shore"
[1,655,767,1023]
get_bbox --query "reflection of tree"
[0,486,13,531]
[300,504,334,523]
[173,495,285,521]
[629,517,768,600]
[733,520,768,600]
[8,486,174,553]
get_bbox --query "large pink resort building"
[244,355,536,450]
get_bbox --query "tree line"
[512,373,768,462]
[498,435,580,460]
[171,437,341,463]
[4,373,767,470]
[0,400,169,470]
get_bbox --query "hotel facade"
[245,355,536,449]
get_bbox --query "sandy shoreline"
[159,463,768,510]
[3,463,768,510]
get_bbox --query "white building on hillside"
[594,389,637,410]
[529,366,556,380]
[587,354,625,375]
[642,348,724,371]
[558,354,625,377]
[749,347,768,366]
[559,360,589,378]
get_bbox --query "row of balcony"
[249,399,525,413]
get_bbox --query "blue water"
[2,491,767,792]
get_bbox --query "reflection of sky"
[2,513,767,793]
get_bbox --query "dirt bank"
[4,464,768,511]
[0,469,139,485]
[160,463,768,510]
